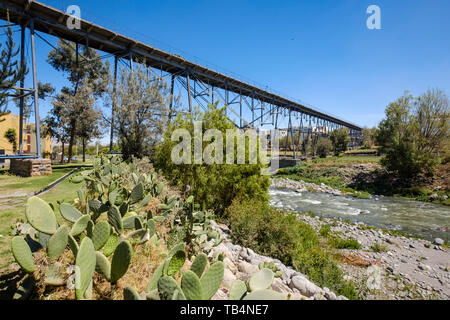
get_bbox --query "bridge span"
[0,0,362,159]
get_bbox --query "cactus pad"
[59,203,83,223]
[190,253,207,278]
[70,215,91,236]
[108,205,123,234]
[129,183,144,204]
[75,237,96,300]
[68,234,79,257]
[200,261,224,300]
[157,276,183,300]
[92,221,110,250]
[167,250,186,276]
[181,270,202,300]
[249,268,274,292]
[48,225,69,259]
[25,196,57,235]
[229,279,247,300]
[95,251,111,281]
[103,233,118,257]
[110,240,133,283]
[11,236,35,273]
[123,286,141,300]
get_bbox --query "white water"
[269,187,450,240]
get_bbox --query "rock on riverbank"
[206,221,348,300]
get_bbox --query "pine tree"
[0,25,27,121]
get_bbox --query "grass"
[0,178,82,272]
[0,167,76,196]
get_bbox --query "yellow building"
[0,113,52,161]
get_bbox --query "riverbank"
[294,214,449,300]
[276,156,450,205]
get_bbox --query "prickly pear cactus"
[147,261,165,291]
[249,268,274,292]
[92,221,110,250]
[108,205,123,234]
[95,251,111,281]
[25,196,57,235]
[59,203,83,223]
[11,236,35,273]
[70,215,91,236]
[200,261,224,300]
[103,233,118,257]
[75,237,96,300]
[167,250,186,276]
[190,253,207,278]
[123,286,141,300]
[229,279,247,300]
[158,276,185,300]
[181,270,202,300]
[47,225,69,259]
[110,240,133,283]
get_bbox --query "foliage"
[168,195,223,256]
[155,102,270,215]
[0,25,27,121]
[376,89,449,178]
[125,251,224,300]
[329,128,350,155]
[11,196,134,299]
[47,40,110,163]
[361,127,378,149]
[316,137,332,158]
[225,197,358,298]
[4,128,17,152]
[109,65,171,160]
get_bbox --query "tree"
[361,126,377,149]
[76,104,103,162]
[47,40,109,163]
[4,128,17,153]
[330,128,350,155]
[154,103,270,215]
[316,137,332,158]
[0,25,27,121]
[111,65,169,160]
[49,82,96,163]
[376,89,449,178]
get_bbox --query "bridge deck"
[0,0,361,131]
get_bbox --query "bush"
[316,137,332,158]
[330,128,350,155]
[154,103,270,215]
[225,198,359,299]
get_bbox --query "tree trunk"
[82,138,86,163]
[67,122,76,164]
[60,141,65,164]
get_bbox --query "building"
[0,113,52,166]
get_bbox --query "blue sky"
[4,0,450,143]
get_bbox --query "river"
[269,188,450,241]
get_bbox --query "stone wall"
[10,158,52,177]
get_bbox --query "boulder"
[289,275,323,298]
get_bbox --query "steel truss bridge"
[0,0,362,160]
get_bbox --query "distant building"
[0,113,51,165]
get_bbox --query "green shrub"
[319,224,331,237]
[329,237,361,250]
[154,103,270,215]
[371,242,388,253]
[225,198,359,299]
